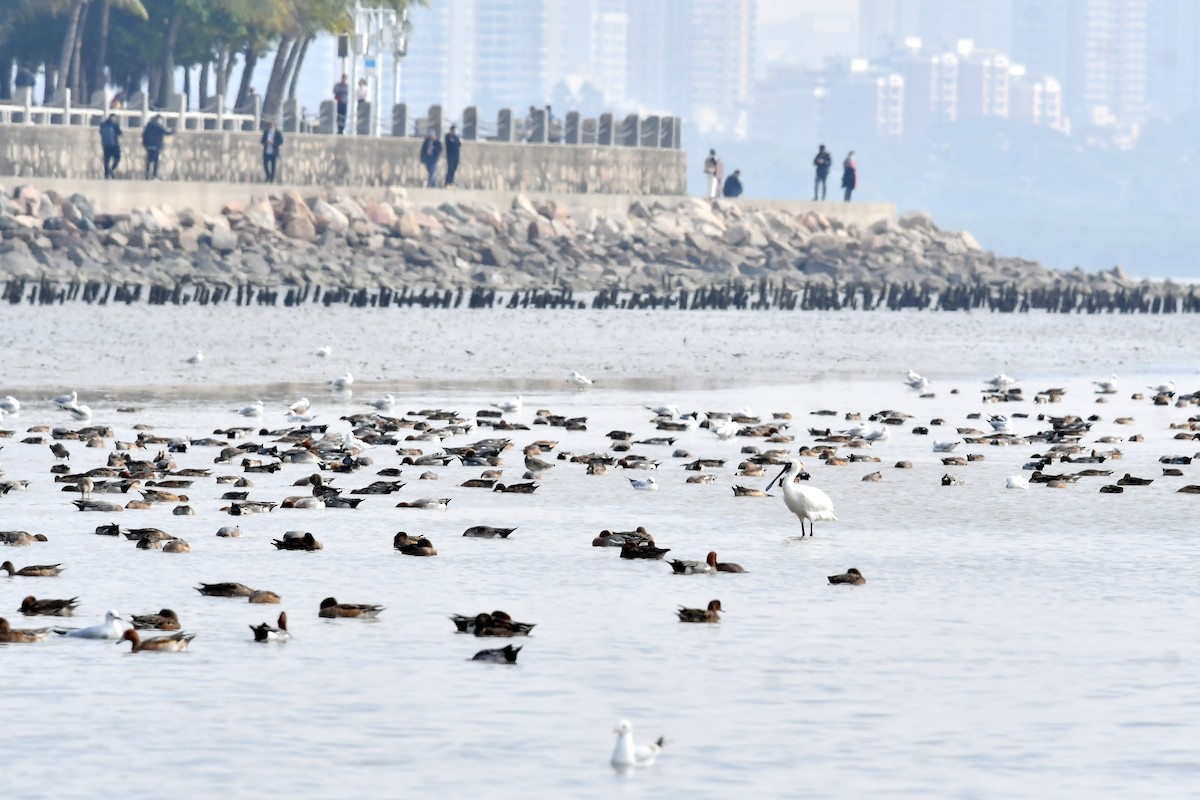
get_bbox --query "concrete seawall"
[0,125,685,195]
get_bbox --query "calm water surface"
[2,306,1199,799]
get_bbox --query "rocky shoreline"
[0,183,1195,312]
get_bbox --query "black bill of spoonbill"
[765,460,836,538]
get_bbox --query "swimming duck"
[163,539,191,553]
[708,551,745,573]
[1117,473,1153,486]
[395,497,452,509]
[73,499,124,512]
[0,617,52,643]
[828,568,866,585]
[131,609,181,630]
[250,612,290,642]
[195,582,255,597]
[398,537,437,556]
[119,629,196,652]
[472,643,522,663]
[462,526,516,539]
[249,590,281,604]
[19,595,79,616]
[272,532,323,551]
[319,597,384,618]
[450,611,536,637]
[0,531,47,546]
[58,609,127,639]
[611,719,664,769]
[731,485,769,497]
[676,599,722,623]
[620,541,670,560]
[1,561,64,577]
[492,482,538,494]
[669,556,715,575]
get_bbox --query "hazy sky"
[757,0,855,25]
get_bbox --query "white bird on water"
[235,400,264,417]
[611,720,664,770]
[986,373,1018,390]
[988,414,1012,434]
[370,394,395,411]
[568,371,593,388]
[766,460,837,538]
[904,370,930,390]
[1093,374,1118,393]
[64,403,92,421]
[1006,475,1029,489]
[52,390,77,408]
[289,397,311,415]
[1149,380,1176,395]
[932,440,961,452]
[331,373,354,390]
[315,346,332,358]
[491,395,523,413]
[58,609,127,639]
[185,349,203,365]
[628,477,658,491]
[0,395,20,414]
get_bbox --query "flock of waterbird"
[2,359,1197,769]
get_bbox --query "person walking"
[99,113,122,179]
[333,74,349,134]
[261,122,284,183]
[141,114,173,180]
[444,124,461,187]
[420,129,442,188]
[704,149,719,200]
[722,169,743,198]
[841,151,857,202]
[813,144,832,201]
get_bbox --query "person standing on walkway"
[142,114,172,180]
[444,124,461,187]
[723,169,743,198]
[261,121,283,183]
[704,149,719,200]
[333,74,349,134]
[841,151,857,202]
[813,144,832,201]
[99,114,122,179]
[420,129,442,187]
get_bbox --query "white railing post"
[24,89,32,125]
[254,93,262,131]
[63,88,72,125]
[177,92,187,129]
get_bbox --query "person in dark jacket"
[333,74,349,134]
[99,114,122,179]
[841,151,857,202]
[443,124,461,187]
[141,115,173,180]
[813,144,832,201]
[261,122,283,183]
[722,169,743,198]
[420,130,442,187]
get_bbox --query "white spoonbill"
[611,719,664,770]
[766,460,836,538]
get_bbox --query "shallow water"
[2,306,1199,799]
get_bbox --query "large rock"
[365,202,396,227]
[284,215,316,242]
[208,224,238,254]
[245,198,276,232]
[312,200,349,234]
[527,218,555,241]
[394,213,421,239]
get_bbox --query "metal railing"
[0,88,260,132]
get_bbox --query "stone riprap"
[0,183,1191,312]
[0,126,684,195]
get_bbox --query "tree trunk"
[287,36,312,101]
[91,0,112,95]
[261,35,295,122]
[44,65,58,104]
[198,61,209,109]
[55,0,88,100]
[158,12,183,108]
[235,47,258,109]
[71,0,91,101]
[218,48,235,106]
[0,59,12,101]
